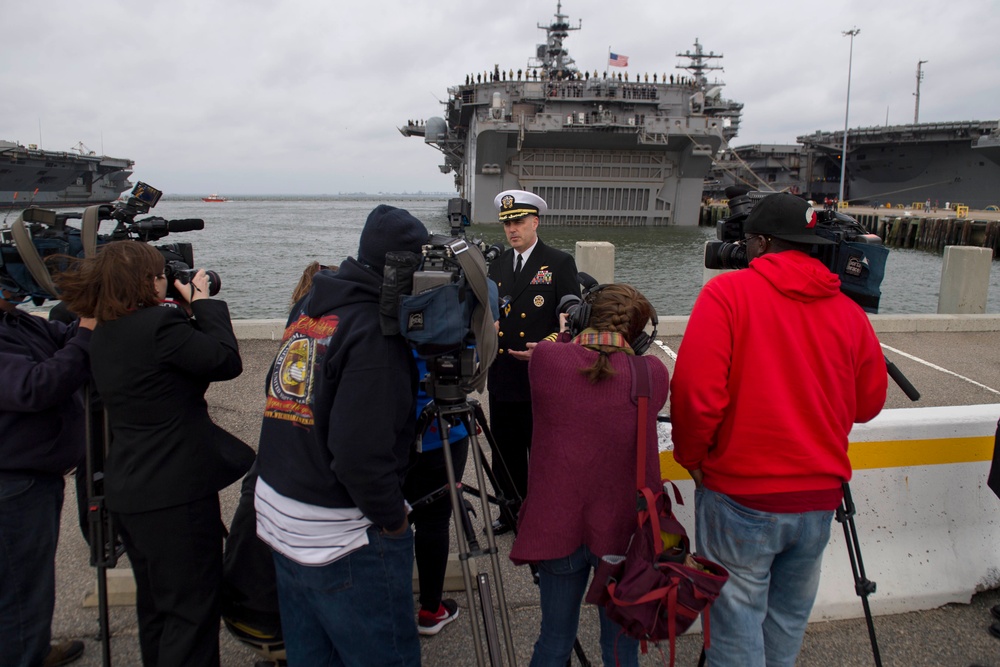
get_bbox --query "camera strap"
[10,215,59,298]
[82,205,101,258]
[443,237,498,393]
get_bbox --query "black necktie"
[514,253,523,281]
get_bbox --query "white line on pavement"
[881,343,1000,396]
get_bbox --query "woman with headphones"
[509,283,668,667]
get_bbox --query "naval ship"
[707,120,1000,209]
[400,2,742,226]
[1,140,134,208]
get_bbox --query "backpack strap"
[629,355,653,492]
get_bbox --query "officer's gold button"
[498,331,503,337]
[521,313,526,318]
[519,332,525,337]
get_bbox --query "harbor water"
[13,195,1000,320]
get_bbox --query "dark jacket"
[0,308,91,475]
[256,258,417,531]
[487,239,579,402]
[90,299,249,513]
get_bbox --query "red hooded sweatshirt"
[670,250,887,508]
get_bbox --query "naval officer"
[486,190,579,534]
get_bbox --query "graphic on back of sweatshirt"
[264,314,339,427]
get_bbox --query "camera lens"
[704,241,749,271]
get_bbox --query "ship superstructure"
[401,2,742,225]
[708,120,1000,209]
[801,121,1000,208]
[0,140,133,208]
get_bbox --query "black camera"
[379,198,497,399]
[162,248,222,299]
[0,182,219,304]
[704,187,889,313]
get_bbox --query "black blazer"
[487,239,579,402]
[90,299,252,514]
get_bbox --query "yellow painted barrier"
[956,205,970,219]
[657,404,1000,621]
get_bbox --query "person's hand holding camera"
[174,269,210,305]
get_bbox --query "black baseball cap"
[744,193,836,245]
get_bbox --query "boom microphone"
[165,219,205,233]
[131,218,205,234]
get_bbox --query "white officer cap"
[494,190,548,222]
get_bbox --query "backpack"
[585,356,729,667]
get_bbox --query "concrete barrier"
[939,246,993,314]
[658,403,1000,621]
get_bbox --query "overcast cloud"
[3,0,997,196]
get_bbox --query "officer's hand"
[510,342,537,362]
[689,468,704,488]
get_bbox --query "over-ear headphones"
[566,284,658,355]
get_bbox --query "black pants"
[404,438,469,612]
[115,495,225,667]
[487,397,533,509]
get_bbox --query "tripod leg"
[437,414,489,667]
[84,386,114,667]
[836,482,882,667]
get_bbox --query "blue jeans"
[695,487,833,667]
[272,525,420,667]
[530,545,639,667]
[0,472,64,667]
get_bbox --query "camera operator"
[0,284,92,667]
[670,193,888,666]
[486,190,579,534]
[254,205,427,666]
[55,241,252,667]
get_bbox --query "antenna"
[913,60,928,124]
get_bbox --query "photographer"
[55,241,251,667]
[486,190,579,534]
[670,193,888,666]
[510,284,667,667]
[0,284,92,667]
[254,205,427,666]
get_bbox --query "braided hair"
[579,283,655,383]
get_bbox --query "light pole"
[839,27,860,206]
[914,60,928,123]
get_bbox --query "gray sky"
[4,0,997,196]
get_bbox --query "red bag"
[586,357,729,666]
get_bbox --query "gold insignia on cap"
[501,195,515,210]
[533,295,545,307]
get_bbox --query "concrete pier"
[50,314,1000,666]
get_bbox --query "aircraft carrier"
[707,120,1000,209]
[400,2,742,226]
[1,140,133,208]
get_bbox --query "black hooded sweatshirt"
[256,258,417,531]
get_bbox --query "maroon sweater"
[509,341,669,565]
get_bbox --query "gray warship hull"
[1,140,133,208]
[402,3,741,226]
[708,121,1000,209]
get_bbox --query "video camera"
[704,187,889,312]
[379,198,499,399]
[0,182,219,304]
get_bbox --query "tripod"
[83,384,119,667]
[421,374,518,667]
[419,367,593,667]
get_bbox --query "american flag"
[608,52,629,67]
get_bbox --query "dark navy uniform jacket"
[487,239,579,402]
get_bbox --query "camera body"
[0,182,219,304]
[704,188,889,313]
[379,198,497,399]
